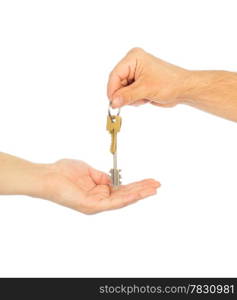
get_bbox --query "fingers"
[88,167,111,185]
[119,178,160,192]
[97,179,160,212]
[111,80,146,108]
[87,184,110,201]
[107,48,146,108]
[130,99,149,106]
[107,55,137,100]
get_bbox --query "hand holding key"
[108,47,237,122]
[107,47,189,109]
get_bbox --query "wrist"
[176,70,200,104]
[0,152,54,198]
[178,70,217,105]
[21,162,55,199]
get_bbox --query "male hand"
[108,47,191,108]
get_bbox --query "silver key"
[109,152,121,189]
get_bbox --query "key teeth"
[109,169,122,173]
[109,168,122,186]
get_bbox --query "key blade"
[113,152,117,169]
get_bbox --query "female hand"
[43,159,160,214]
[0,153,160,214]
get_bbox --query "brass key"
[106,115,122,154]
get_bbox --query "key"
[106,114,122,189]
[106,115,121,154]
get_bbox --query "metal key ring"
[108,101,121,117]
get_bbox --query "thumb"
[112,80,145,108]
[89,167,111,185]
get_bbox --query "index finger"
[107,57,136,100]
[97,179,160,212]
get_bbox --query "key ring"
[108,101,120,117]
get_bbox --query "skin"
[0,152,160,214]
[108,47,237,122]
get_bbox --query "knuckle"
[109,70,115,79]
[128,47,144,55]
[56,158,68,164]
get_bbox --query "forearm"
[182,70,237,122]
[0,152,49,197]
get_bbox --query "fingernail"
[112,97,123,108]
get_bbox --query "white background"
[0,0,236,277]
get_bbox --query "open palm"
[45,159,160,214]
